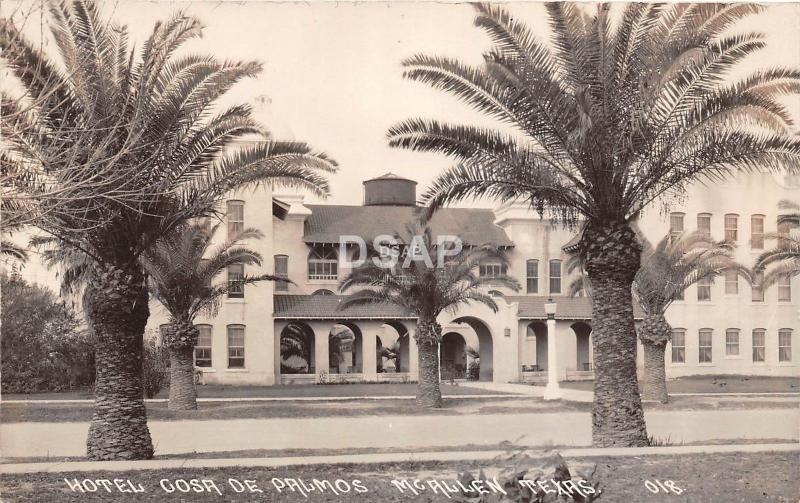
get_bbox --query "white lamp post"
[543,298,562,400]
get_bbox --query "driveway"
[1,408,797,458]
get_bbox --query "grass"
[0,451,796,502]
[2,382,503,401]
[1,397,592,423]
[559,375,800,394]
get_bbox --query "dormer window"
[308,246,338,281]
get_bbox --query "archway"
[329,323,362,374]
[280,322,315,374]
[377,321,409,373]
[527,322,548,371]
[572,322,592,371]
[451,317,493,381]
[440,332,467,379]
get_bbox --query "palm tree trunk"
[584,221,649,447]
[164,320,199,410]
[416,319,442,408]
[168,347,198,410]
[639,313,672,404]
[641,341,668,403]
[85,264,154,460]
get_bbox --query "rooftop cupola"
[362,173,417,206]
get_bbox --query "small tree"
[339,224,519,407]
[143,221,282,409]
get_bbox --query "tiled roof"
[506,296,645,320]
[273,294,415,319]
[303,205,514,247]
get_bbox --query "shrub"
[467,360,480,381]
[1,273,95,393]
[454,451,601,502]
[142,337,169,398]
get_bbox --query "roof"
[562,233,581,253]
[303,205,514,247]
[274,294,415,320]
[506,296,645,320]
[363,172,416,183]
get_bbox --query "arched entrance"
[376,321,409,374]
[527,321,548,371]
[451,317,493,381]
[279,322,315,374]
[572,322,592,371]
[440,332,467,380]
[329,323,361,374]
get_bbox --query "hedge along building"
[135,171,798,385]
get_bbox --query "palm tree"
[339,225,519,407]
[388,3,800,446]
[567,232,739,403]
[1,1,335,459]
[142,221,281,410]
[754,200,800,290]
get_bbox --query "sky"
[3,1,800,206]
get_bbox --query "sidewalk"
[2,442,797,474]
[459,381,594,402]
[2,408,797,459]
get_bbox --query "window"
[724,214,738,242]
[725,329,739,356]
[777,217,792,249]
[549,260,562,294]
[751,272,764,302]
[671,329,686,363]
[308,246,338,280]
[194,325,212,367]
[751,215,765,249]
[274,255,289,293]
[227,325,245,368]
[779,329,792,362]
[312,289,334,296]
[697,213,711,239]
[227,263,244,298]
[724,269,738,295]
[669,212,684,243]
[778,276,791,302]
[699,329,713,363]
[227,200,244,237]
[479,262,507,278]
[752,329,766,362]
[697,277,712,301]
[526,259,539,294]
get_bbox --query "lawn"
[559,375,800,394]
[2,383,502,401]
[0,451,795,502]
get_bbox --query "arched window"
[308,246,338,280]
[696,213,711,238]
[724,213,738,242]
[312,289,335,296]
[226,200,244,238]
[669,212,685,243]
[751,214,765,249]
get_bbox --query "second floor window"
[195,325,213,367]
[752,272,764,302]
[274,255,289,292]
[228,263,244,298]
[724,269,738,295]
[308,246,338,281]
[526,259,539,294]
[479,262,507,278]
[777,217,793,249]
[227,200,244,237]
[697,277,712,301]
[725,329,739,356]
[697,213,711,239]
[724,214,738,242]
[669,212,684,243]
[671,329,685,363]
[752,329,766,362]
[751,215,764,249]
[699,329,713,363]
[778,276,791,302]
[549,260,562,295]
